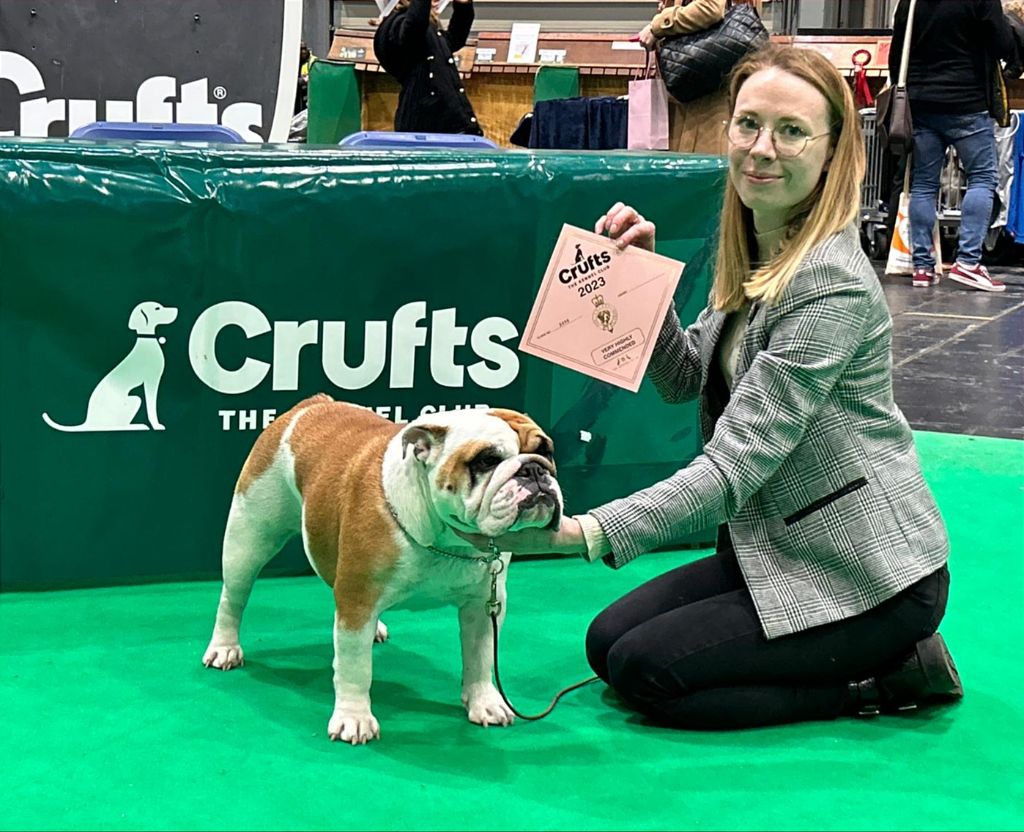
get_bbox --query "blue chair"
[70,121,245,143]
[338,130,500,150]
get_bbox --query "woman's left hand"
[453,516,587,556]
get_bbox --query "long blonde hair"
[713,44,865,311]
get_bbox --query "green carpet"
[1,432,1022,831]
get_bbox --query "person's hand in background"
[638,24,658,50]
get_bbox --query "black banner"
[0,0,302,141]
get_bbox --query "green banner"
[0,140,727,589]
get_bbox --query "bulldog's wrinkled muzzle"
[513,459,561,528]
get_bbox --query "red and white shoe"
[948,261,1006,293]
[912,268,938,288]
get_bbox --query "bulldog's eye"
[469,451,504,472]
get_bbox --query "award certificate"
[519,224,685,392]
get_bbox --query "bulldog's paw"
[463,684,515,727]
[328,708,381,745]
[203,643,244,670]
[374,620,389,643]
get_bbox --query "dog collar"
[384,498,502,564]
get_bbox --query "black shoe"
[847,633,963,716]
[876,632,963,711]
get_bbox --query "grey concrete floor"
[876,261,1024,440]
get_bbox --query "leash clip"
[486,553,504,617]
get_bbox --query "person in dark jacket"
[374,0,482,135]
[888,0,1016,291]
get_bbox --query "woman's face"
[727,68,835,230]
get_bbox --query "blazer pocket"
[783,477,869,526]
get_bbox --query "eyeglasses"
[724,116,833,158]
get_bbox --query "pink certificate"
[519,224,685,392]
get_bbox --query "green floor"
[2,432,1022,831]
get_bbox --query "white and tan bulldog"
[202,394,563,744]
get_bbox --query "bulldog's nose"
[518,461,548,485]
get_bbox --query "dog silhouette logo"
[42,301,179,432]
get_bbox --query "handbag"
[876,0,917,153]
[628,54,670,150]
[655,3,768,105]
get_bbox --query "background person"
[463,45,961,730]
[374,0,482,135]
[889,0,1016,291]
[638,0,763,154]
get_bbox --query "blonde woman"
[374,0,482,135]
[462,46,961,729]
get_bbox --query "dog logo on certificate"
[591,294,618,334]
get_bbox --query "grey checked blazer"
[589,224,949,639]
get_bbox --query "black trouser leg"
[586,538,949,730]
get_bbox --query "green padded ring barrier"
[0,140,727,589]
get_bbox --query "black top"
[888,0,1015,115]
[374,0,482,134]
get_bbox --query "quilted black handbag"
[655,3,769,105]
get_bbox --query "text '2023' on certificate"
[519,224,685,392]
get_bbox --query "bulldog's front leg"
[458,581,515,728]
[328,615,380,745]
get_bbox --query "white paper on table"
[508,22,541,63]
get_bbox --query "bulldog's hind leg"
[203,466,300,670]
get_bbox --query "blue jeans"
[909,111,998,269]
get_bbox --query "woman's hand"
[638,24,658,50]
[452,516,587,556]
[595,202,657,252]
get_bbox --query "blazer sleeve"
[445,0,474,53]
[651,0,727,38]
[590,261,870,568]
[646,301,711,404]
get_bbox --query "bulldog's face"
[400,408,563,538]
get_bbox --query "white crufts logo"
[42,302,179,432]
[42,300,521,433]
[0,50,264,141]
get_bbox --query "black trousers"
[585,531,949,729]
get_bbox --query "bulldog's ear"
[401,424,448,464]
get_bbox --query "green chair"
[533,65,580,103]
[307,60,362,144]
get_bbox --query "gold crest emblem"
[591,294,617,333]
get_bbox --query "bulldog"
[202,394,563,744]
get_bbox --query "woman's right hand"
[594,202,656,252]
[637,24,657,50]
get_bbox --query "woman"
[469,45,962,729]
[374,0,482,135]
[638,0,760,154]
[888,0,1015,291]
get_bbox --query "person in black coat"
[374,0,483,135]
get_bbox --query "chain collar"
[384,498,502,564]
